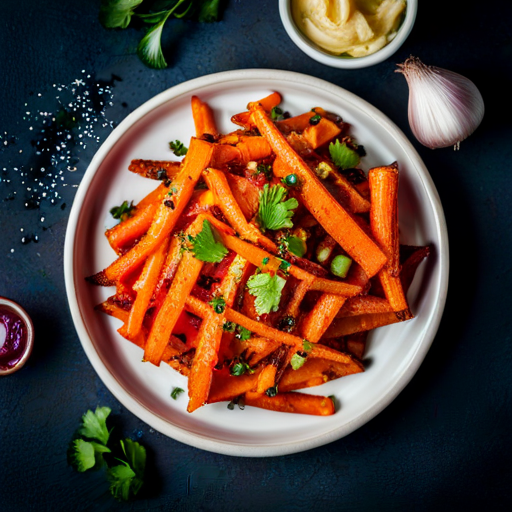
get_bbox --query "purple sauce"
[0,307,28,371]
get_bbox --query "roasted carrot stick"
[202,168,277,251]
[208,368,262,404]
[336,295,393,318]
[302,117,341,149]
[256,364,278,394]
[191,95,218,138]
[250,104,386,277]
[123,235,170,340]
[210,136,273,167]
[244,391,335,416]
[94,138,214,284]
[300,293,347,343]
[231,92,282,128]
[143,215,206,366]
[128,160,182,181]
[323,311,401,338]
[275,111,317,133]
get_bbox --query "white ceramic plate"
[64,69,448,457]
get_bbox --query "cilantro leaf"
[285,235,307,257]
[137,13,172,69]
[198,0,221,22]
[108,439,146,501]
[99,0,144,29]
[78,407,111,445]
[329,139,360,170]
[236,325,252,341]
[208,295,226,314]
[72,439,111,472]
[257,184,298,232]
[110,200,135,222]
[246,272,286,315]
[169,139,188,156]
[290,352,307,370]
[171,387,184,399]
[189,219,228,263]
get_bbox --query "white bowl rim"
[64,68,448,457]
[279,0,418,69]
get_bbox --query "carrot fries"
[88,93,429,416]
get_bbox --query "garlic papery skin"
[396,56,485,149]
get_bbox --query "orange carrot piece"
[379,272,412,320]
[143,215,206,366]
[250,104,386,277]
[300,293,347,343]
[226,174,260,221]
[244,391,335,416]
[202,168,277,251]
[128,160,181,181]
[191,95,218,138]
[256,364,278,394]
[283,278,312,320]
[208,368,262,404]
[98,138,213,283]
[124,236,170,340]
[231,92,282,128]
[210,136,273,167]
[323,311,401,338]
[308,277,362,297]
[336,295,392,318]
[275,111,317,133]
[302,118,341,149]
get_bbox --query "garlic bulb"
[396,56,485,149]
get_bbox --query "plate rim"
[63,68,449,457]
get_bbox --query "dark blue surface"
[1,1,511,510]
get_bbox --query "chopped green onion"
[330,254,352,278]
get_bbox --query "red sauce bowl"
[0,297,34,376]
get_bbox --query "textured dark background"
[1,1,511,510]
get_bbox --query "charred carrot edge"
[240,337,282,366]
[330,171,371,214]
[99,138,213,283]
[231,92,282,128]
[336,295,393,318]
[300,294,347,343]
[369,164,400,275]
[210,136,273,167]
[302,117,341,149]
[208,368,262,404]
[323,311,401,338]
[379,272,413,320]
[143,215,206,366]
[244,391,335,416]
[279,356,364,392]
[124,236,170,340]
[191,96,218,138]
[309,344,364,368]
[345,331,368,360]
[202,168,277,251]
[256,364,278,394]
[128,160,182,181]
[250,104,387,277]
[283,278,312,320]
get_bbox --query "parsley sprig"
[188,219,228,263]
[169,139,188,156]
[257,184,298,232]
[246,272,286,315]
[69,407,147,502]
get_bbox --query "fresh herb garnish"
[107,439,146,501]
[257,184,298,232]
[99,0,224,69]
[235,325,252,341]
[284,235,307,258]
[223,321,236,332]
[230,357,254,377]
[329,139,361,170]
[255,163,273,180]
[188,219,228,263]
[208,295,226,314]
[171,387,185,399]
[309,114,322,125]
[169,139,188,156]
[246,272,286,315]
[290,339,313,370]
[69,407,147,502]
[270,106,284,121]
[278,258,291,274]
[110,200,135,222]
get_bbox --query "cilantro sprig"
[169,139,188,156]
[69,407,147,502]
[99,0,225,69]
[329,139,361,170]
[257,184,298,232]
[188,219,228,263]
[246,272,286,315]
[110,200,135,222]
[290,339,313,370]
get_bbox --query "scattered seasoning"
[171,387,185,400]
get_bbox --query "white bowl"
[64,69,448,457]
[279,0,418,69]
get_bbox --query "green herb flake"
[208,295,226,314]
[171,387,185,400]
[169,139,188,156]
[223,321,236,332]
[189,219,228,263]
[309,114,322,125]
[257,184,298,232]
[303,339,313,353]
[255,163,273,180]
[230,360,253,377]
[329,139,361,170]
[110,200,135,222]
[236,326,252,341]
[270,106,284,121]
[290,352,307,370]
[246,272,286,315]
[285,235,307,258]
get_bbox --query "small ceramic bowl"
[0,297,34,376]
[279,0,417,69]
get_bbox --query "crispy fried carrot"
[231,92,283,128]
[128,160,181,181]
[244,391,335,416]
[323,311,400,338]
[369,164,411,319]
[300,293,347,343]
[283,278,313,321]
[275,111,317,133]
[95,138,213,284]
[256,364,278,394]
[124,235,170,340]
[336,295,393,318]
[250,104,387,277]
[143,215,206,366]
[210,136,273,167]
[208,368,262,404]
[191,95,218,138]
[202,168,277,251]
